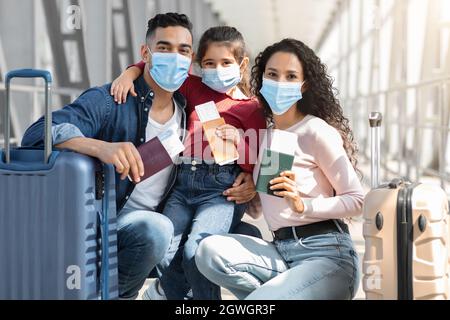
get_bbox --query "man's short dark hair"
[146,13,193,41]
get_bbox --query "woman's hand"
[216,124,241,146]
[270,171,305,214]
[224,172,257,204]
[111,67,141,104]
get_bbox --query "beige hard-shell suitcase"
[362,112,450,300]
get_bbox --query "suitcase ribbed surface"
[363,184,450,300]
[0,152,118,300]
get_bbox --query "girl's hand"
[216,124,241,146]
[111,67,141,104]
[270,171,305,214]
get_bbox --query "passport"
[255,149,295,197]
[135,129,185,183]
[195,101,239,166]
[202,117,239,166]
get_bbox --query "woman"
[195,38,364,300]
[111,26,267,300]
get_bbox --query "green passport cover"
[256,149,295,197]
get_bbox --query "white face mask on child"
[201,63,242,93]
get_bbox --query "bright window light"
[441,0,450,23]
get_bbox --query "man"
[22,13,257,300]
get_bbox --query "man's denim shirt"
[22,75,188,212]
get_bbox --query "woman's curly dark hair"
[251,38,360,175]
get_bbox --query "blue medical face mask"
[260,78,304,115]
[148,48,191,92]
[201,63,242,93]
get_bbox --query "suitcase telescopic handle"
[4,69,53,164]
[369,112,383,188]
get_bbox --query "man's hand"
[95,141,144,183]
[56,137,145,183]
[223,172,256,205]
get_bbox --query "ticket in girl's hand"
[195,101,221,123]
[195,101,239,166]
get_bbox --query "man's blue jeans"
[117,208,174,299]
[159,161,245,300]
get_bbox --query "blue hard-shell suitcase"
[0,69,118,300]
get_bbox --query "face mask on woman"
[201,63,242,93]
[260,78,305,115]
[148,48,191,92]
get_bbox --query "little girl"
[111,26,267,300]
